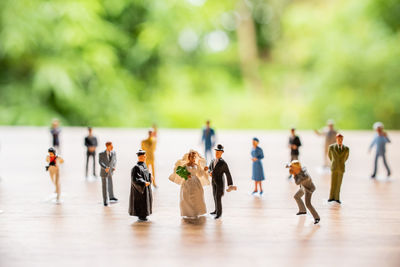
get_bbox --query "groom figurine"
[208,144,237,219]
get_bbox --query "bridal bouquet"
[176,166,190,180]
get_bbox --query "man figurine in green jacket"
[328,133,349,204]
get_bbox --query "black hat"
[48,147,56,154]
[136,149,146,156]
[214,144,224,151]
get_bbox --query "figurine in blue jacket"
[251,137,265,195]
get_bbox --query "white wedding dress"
[169,151,210,217]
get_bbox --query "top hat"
[136,149,146,156]
[214,144,224,151]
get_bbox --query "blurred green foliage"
[0,0,399,129]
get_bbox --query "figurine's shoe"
[288,175,292,179]
[259,190,264,195]
[110,198,118,202]
[138,217,148,222]
[251,191,258,195]
[328,199,335,202]
[314,218,320,224]
[296,212,306,215]
[104,203,108,206]
[214,215,222,220]
[210,211,216,215]
[335,200,342,204]
[371,175,376,179]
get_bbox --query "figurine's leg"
[107,175,115,199]
[294,189,306,213]
[382,154,391,176]
[55,169,60,200]
[216,193,223,217]
[372,154,379,177]
[324,144,329,167]
[334,173,344,201]
[212,183,217,213]
[92,153,96,176]
[150,160,156,186]
[329,172,337,200]
[101,176,108,204]
[85,152,89,177]
[305,191,319,220]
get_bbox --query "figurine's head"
[188,151,197,164]
[51,118,59,128]
[206,120,210,127]
[48,147,56,157]
[88,127,93,134]
[291,128,296,135]
[252,137,259,147]
[136,149,146,162]
[105,142,113,151]
[214,144,224,158]
[327,119,334,130]
[148,129,153,137]
[287,160,301,175]
[336,133,343,145]
[373,122,384,134]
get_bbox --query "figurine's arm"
[344,148,349,161]
[297,137,302,147]
[94,137,98,147]
[112,153,117,168]
[132,167,146,185]
[84,137,88,147]
[257,148,264,160]
[328,146,333,161]
[98,154,108,169]
[369,137,377,151]
[57,157,64,165]
[211,130,216,147]
[223,163,233,186]
[46,155,50,163]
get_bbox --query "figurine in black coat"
[129,149,153,221]
[208,144,237,219]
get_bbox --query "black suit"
[209,158,233,217]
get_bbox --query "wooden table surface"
[0,127,399,267]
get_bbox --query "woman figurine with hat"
[251,138,265,195]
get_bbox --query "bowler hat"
[214,144,224,151]
[136,149,146,156]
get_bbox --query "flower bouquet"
[176,166,190,180]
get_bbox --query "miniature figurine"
[287,160,320,224]
[369,122,391,178]
[251,138,265,195]
[208,144,237,219]
[99,142,118,206]
[84,127,98,178]
[288,128,302,178]
[202,120,216,164]
[169,150,210,218]
[314,119,337,167]
[50,119,61,152]
[141,129,157,187]
[328,133,349,204]
[129,149,153,221]
[46,147,64,204]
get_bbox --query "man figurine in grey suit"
[328,133,350,204]
[99,142,118,206]
[287,160,320,224]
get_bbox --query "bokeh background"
[0,0,399,129]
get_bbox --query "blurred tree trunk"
[236,0,263,93]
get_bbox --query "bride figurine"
[169,150,210,218]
